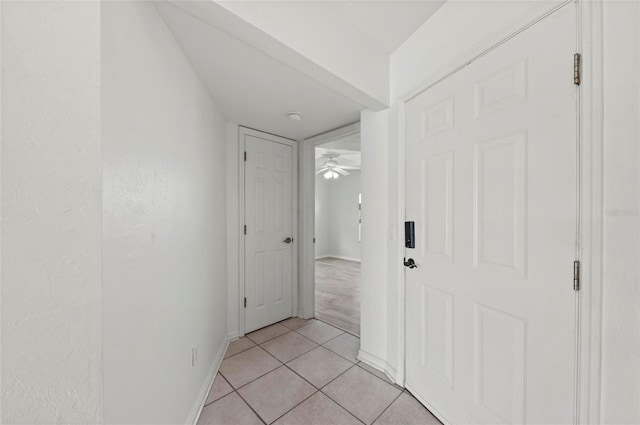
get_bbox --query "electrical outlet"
[191,346,198,367]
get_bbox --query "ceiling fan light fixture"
[323,170,340,180]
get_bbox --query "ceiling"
[156,2,364,140]
[316,133,361,171]
[156,1,445,141]
[217,1,447,55]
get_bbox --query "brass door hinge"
[574,53,581,85]
[244,151,247,162]
[244,225,247,235]
[244,297,247,308]
[573,260,581,291]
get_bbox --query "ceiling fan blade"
[334,167,350,176]
[315,167,329,175]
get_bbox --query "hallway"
[198,318,440,425]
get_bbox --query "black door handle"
[404,258,418,269]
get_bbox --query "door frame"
[395,1,604,424]
[299,122,361,320]
[238,126,299,336]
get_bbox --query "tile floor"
[198,318,441,425]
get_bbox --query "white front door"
[405,5,578,424]
[243,129,296,333]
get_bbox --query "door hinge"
[244,225,247,235]
[244,151,247,162]
[244,297,247,308]
[574,53,581,85]
[573,260,581,291]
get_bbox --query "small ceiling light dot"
[287,112,302,122]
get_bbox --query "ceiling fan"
[315,155,351,179]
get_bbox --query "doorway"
[314,134,361,335]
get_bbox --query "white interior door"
[405,5,578,424]
[244,130,296,333]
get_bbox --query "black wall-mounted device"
[405,221,415,249]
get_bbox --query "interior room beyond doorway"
[314,133,361,335]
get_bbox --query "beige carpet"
[315,257,360,336]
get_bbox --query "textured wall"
[1,1,103,423]
[102,2,228,423]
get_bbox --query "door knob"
[283,237,294,244]
[403,258,418,269]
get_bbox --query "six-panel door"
[244,134,294,333]
[405,5,578,424]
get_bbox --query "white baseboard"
[187,337,230,425]
[227,331,241,340]
[315,254,361,263]
[357,349,399,386]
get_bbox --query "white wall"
[359,110,389,367]
[315,171,361,261]
[1,2,103,423]
[315,173,331,257]
[102,2,228,423]
[600,2,640,423]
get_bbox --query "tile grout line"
[202,390,268,425]
[223,318,346,393]
[258,345,365,424]
[312,363,367,425]
[369,388,404,425]
[246,328,293,346]
[316,369,367,425]
[255,333,362,394]
[219,347,284,391]
[259,342,324,390]
[317,363,403,425]
[230,343,323,425]
[266,389,320,424]
[217,358,405,425]
[233,387,269,425]
[203,373,233,407]
[223,343,256,360]
[259,331,320,363]
[215,319,405,425]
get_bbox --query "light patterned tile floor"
[199,318,442,425]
